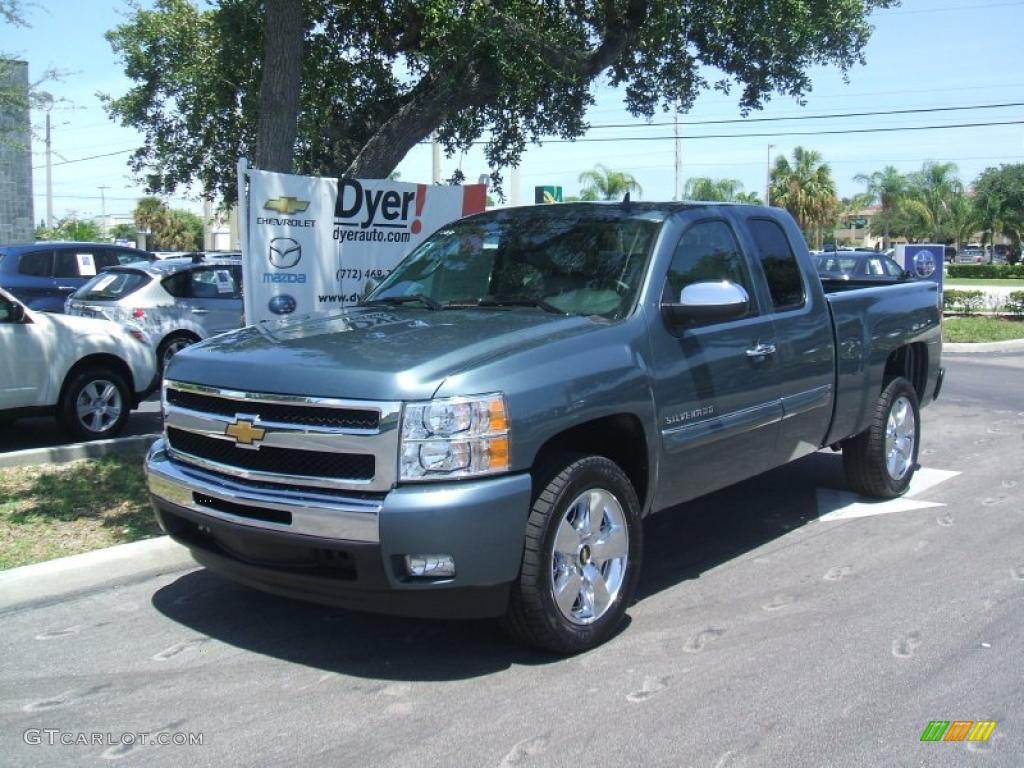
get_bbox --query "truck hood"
[166,306,609,401]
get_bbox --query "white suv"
[0,287,158,441]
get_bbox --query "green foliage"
[35,216,101,242]
[105,0,896,202]
[578,164,642,201]
[770,146,838,248]
[942,289,986,315]
[972,164,1024,264]
[110,223,137,240]
[1004,291,1024,318]
[132,197,202,250]
[947,264,1024,279]
[683,177,760,204]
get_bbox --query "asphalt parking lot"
[0,347,1021,767]
[0,396,161,455]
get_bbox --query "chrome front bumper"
[145,438,382,543]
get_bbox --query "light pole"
[766,144,774,206]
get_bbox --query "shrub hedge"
[946,264,1024,279]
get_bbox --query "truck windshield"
[366,206,664,319]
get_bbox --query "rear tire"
[59,367,130,442]
[158,332,198,375]
[843,377,920,498]
[502,454,642,654]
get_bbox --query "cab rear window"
[73,270,152,300]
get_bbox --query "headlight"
[400,393,509,481]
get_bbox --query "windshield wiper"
[361,294,442,311]
[475,295,567,315]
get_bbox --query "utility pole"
[431,133,441,184]
[674,107,681,200]
[766,144,775,206]
[45,110,54,228]
[98,186,109,239]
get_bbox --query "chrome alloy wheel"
[885,395,916,481]
[549,488,629,625]
[76,379,124,434]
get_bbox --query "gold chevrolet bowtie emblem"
[264,196,310,215]
[224,418,266,447]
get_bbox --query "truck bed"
[822,278,942,447]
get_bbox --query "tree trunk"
[254,0,304,173]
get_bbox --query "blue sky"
[3,0,1023,222]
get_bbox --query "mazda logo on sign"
[268,238,302,269]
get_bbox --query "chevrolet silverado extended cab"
[145,203,943,652]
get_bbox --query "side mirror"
[661,280,749,326]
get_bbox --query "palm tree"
[853,166,907,249]
[577,164,643,200]
[683,177,760,203]
[906,161,962,242]
[769,147,839,249]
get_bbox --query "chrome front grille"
[162,380,401,493]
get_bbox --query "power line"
[504,119,1024,145]
[585,102,1024,129]
[31,148,135,170]
[880,0,1024,14]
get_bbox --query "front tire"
[843,377,920,498]
[59,367,131,442]
[503,454,642,654]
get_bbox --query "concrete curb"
[0,433,160,470]
[0,536,195,614]
[944,338,1024,353]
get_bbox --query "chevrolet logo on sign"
[264,197,310,215]
[224,417,266,449]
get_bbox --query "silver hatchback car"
[66,254,243,373]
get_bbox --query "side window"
[0,296,11,322]
[666,220,755,315]
[115,249,147,265]
[94,250,121,271]
[162,272,189,298]
[189,267,238,299]
[17,250,53,277]
[747,218,805,310]
[54,250,98,278]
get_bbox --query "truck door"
[649,217,783,509]
[740,215,835,462]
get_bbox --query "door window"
[188,267,240,299]
[17,250,53,277]
[54,250,98,278]
[666,220,755,318]
[747,218,805,310]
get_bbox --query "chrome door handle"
[746,343,777,358]
[190,308,209,315]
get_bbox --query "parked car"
[146,201,943,653]
[813,251,907,280]
[0,286,157,440]
[65,254,243,373]
[0,242,155,313]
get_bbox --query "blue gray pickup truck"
[145,202,943,652]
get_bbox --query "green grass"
[943,316,1024,343]
[0,455,158,570]
[945,278,1024,287]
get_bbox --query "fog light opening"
[404,554,456,578]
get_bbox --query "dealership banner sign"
[239,162,486,324]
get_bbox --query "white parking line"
[816,468,961,521]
